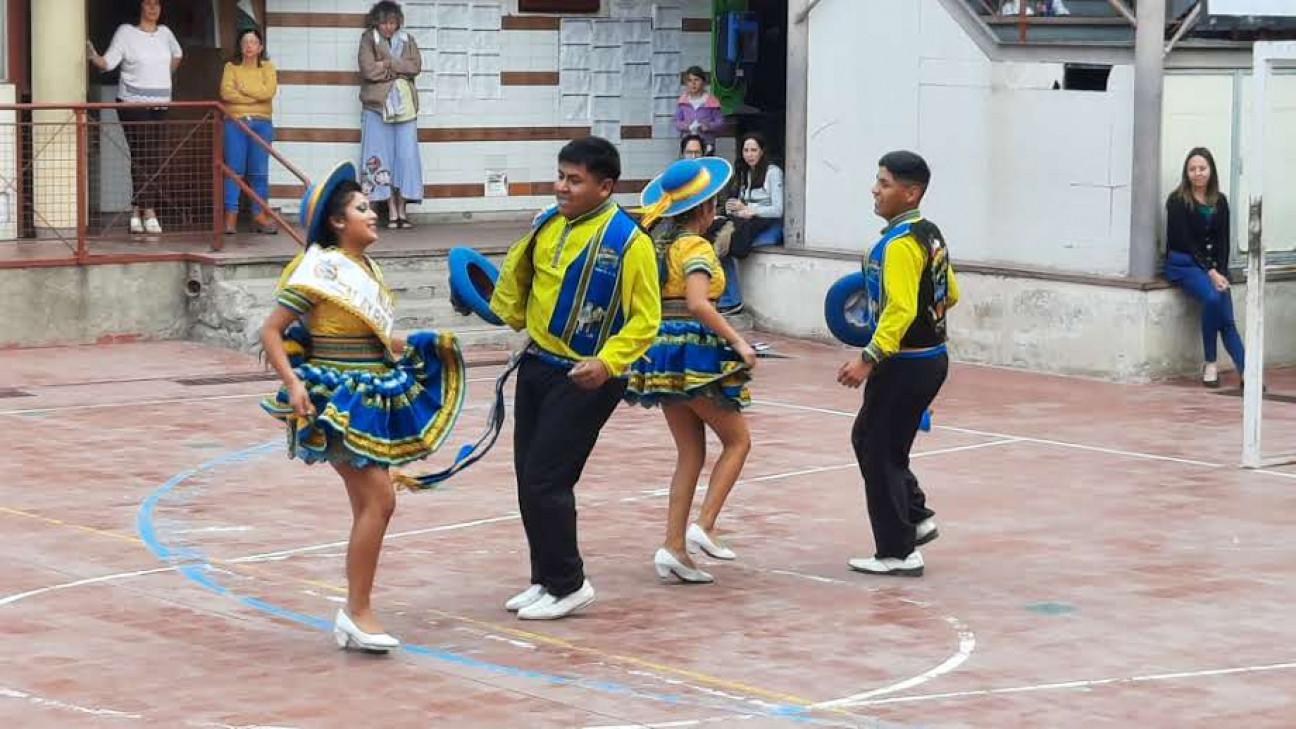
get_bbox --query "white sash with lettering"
[285,245,396,350]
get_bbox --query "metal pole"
[75,108,88,263]
[1241,43,1270,469]
[783,0,811,249]
[1128,0,1165,279]
[212,111,224,252]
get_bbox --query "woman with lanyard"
[358,1,424,229]
[630,156,758,583]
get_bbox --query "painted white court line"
[811,614,977,708]
[0,376,501,417]
[0,566,177,609]
[0,686,142,720]
[751,399,1232,470]
[230,513,523,563]
[845,660,1296,707]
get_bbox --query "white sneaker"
[143,217,162,234]
[686,523,736,560]
[654,547,714,584]
[129,216,144,234]
[847,551,924,577]
[1203,362,1219,388]
[504,584,546,612]
[517,580,595,620]
[333,609,400,652]
[915,518,939,546]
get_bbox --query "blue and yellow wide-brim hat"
[635,157,733,229]
[300,161,358,245]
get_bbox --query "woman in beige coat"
[359,1,423,228]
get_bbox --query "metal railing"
[0,100,308,266]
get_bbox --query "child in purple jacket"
[675,67,725,154]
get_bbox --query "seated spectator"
[680,133,706,160]
[220,28,278,234]
[674,67,724,155]
[716,132,783,314]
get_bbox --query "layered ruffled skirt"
[624,318,751,409]
[261,326,466,469]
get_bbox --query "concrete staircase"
[186,251,526,355]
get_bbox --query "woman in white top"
[715,132,783,313]
[87,0,183,235]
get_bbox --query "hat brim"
[300,161,358,245]
[639,157,733,220]
[447,246,504,326]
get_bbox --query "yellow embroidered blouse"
[661,234,725,302]
[274,249,390,370]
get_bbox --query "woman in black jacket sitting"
[1164,147,1245,388]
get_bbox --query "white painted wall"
[0,83,14,240]
[265,0,722,216]
[806,0,1135,275]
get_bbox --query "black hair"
[318,180,364,248]
[366,1,404,30]
[734,131,772,191]
[230,27,268,65]
[558,136,621,183]
[878,150,932,193]
[682,66,708,84]
[679,133,706,157]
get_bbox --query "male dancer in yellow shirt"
[490,137,662,619]
[837,151,959,578]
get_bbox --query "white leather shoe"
[517,580,595,620]
[504,584,546,612]
[654,547,714,584]
[686,523,736,560]
[143,216,162,234]
[916,518,939,546]
[848,551,924,577]
[129,216,144,234]
[333,609,400,652]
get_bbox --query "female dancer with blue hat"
[259,161,468,652]
[630,156,757,584]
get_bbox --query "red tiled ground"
[3,335,1296,727]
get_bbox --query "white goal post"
[1242,40,1296,468]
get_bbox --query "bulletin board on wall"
[519,0,600,12]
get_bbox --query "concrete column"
[1128,0,1165,278]
[31,0,88,234]
[783,0,811,249]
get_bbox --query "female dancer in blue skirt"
[260,162,467,652]
[629,157,757,583]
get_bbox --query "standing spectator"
[674,67,724,155]
[358,1,424,229]
[1164,147,1245,388]
[220,28,279,235]
[87,0,183,235]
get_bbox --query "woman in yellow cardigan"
[220,28,278,235]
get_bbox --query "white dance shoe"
[504,584,547,612]
[686,523,736,560]
[334,609,400,652]
[654,548,714,584]
[517,580,595,620]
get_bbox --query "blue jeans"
[1164,250,1245,369]
[223,118,274,213]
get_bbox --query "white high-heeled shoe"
[654,547,714,584]
[333,609,400,652]
[686,523,736,560]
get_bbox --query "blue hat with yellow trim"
[635,157,733,230]
[300,161,358,245]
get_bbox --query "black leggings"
[116,104,169,212]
